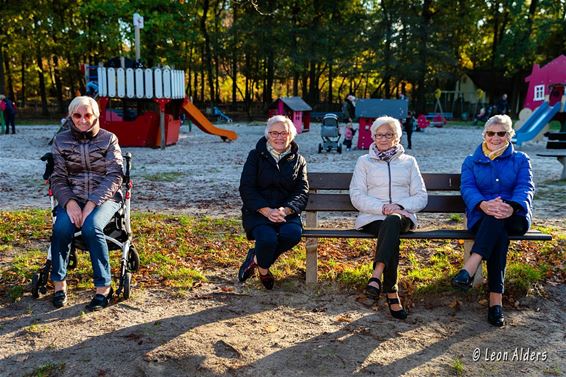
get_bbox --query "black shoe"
[488,305,505,327]
[451,269,473,291]
[365,277,381,300]
[238,249,257,283]
[386,295,408,320]
[259,270,274,290]
[52,290,67,308]
[85,287,113,312]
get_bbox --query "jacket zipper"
[387,161,392,203]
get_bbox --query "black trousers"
[4,112,15,134]
[362,214,412,293]
[471,214,528,294]
[404,124,413,149]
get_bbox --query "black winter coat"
[239,137,309,239]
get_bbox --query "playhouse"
[355,99,408,149]
[524,55,566,111]
[268,97,312,133]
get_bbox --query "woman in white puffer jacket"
[350,116,428,320]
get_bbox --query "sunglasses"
[374,133,394,139]
[485,131,508,137]
[72,112,95,121]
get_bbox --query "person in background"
[343,123,357,151]
[350,116,428,320]
[495,94,509,115]
[238,115,309,290]
[50,96,124,311]
[402,111,415,149]
[342,94,356,124]
[1,95,16,134]
[451,114,534,327]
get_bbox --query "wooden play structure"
[268,97,312,133]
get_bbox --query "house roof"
[525,55,566,83]
[278,97,312,111]
[355,99,408,119]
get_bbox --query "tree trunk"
[415,0,433,114]
[264,51,274,104]
[20,54,26,108]
[53,56,64,114]
[0,43,5,95]
[200,0,215,103]
[328,62,333,105]
[3,50,15,101]
[36,46,49,115]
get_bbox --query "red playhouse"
[86,63,237,148]
[268,97,312,133]
[355,99,408,149]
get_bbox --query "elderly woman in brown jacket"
[50,96,123,311]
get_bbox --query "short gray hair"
[68,96,100,118]
[370,116,402,142]
[264,115,297,141]
[483,114,515,137]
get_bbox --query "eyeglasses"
[374,133,394,139]
[485,131,508,137]
[72,112,95,121]
[268,131,289,137]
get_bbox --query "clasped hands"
[66,199,96,227]
[382,203,412,218]
[479,197,513,219]
[259,207,291,223]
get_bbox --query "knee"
[280,228,302,245]
[53,219,75,239]
[383,214,402,228]
[80,221,104,240]
[254,232,277,249]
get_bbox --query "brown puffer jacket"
[51,119,123,208]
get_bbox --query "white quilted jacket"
[349,145,428,229]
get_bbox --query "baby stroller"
[31,152,139,300]
[318,113,342,154]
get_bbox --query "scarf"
[371,144,404,161]
[482,141,508,160]
[267,143,291,162]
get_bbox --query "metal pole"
[135,26,140,63]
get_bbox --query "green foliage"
[24,362,65,377]
[452,357,464,376]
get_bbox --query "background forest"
[0,0,564,118]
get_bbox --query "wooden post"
[305,210,318,284]
[463,218,482,287]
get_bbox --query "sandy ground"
[0,123,565,376]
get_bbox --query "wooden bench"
[302,172,552,284]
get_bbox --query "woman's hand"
[479,197,513,219]
[259,207,287,223]
[390,208,412,219]
[81,201,96,224]
[382,203,402,215]
[66,199,83,227]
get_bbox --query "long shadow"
[0,290,273,377]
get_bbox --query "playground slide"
[513,101,561,146]
[182,100,238,141]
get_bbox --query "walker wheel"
[122,272,132,299]
[128,246,140,272]
[31,273,40,298]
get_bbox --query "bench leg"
[463,239,483,287]
[305,238,318,284]
[558,156,566,180]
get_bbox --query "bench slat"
[302,229,552,241]
[308,172,461,191]
[306,193,466,213]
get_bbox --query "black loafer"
[451,269,473,291]
[238,249,257,283]
[488,305,505,327]
[85,287,113,312]
[259,270,275,290]
[52,290,67,308]
[386,296,408,320]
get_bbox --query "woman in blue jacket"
[452,114,534,327]
[238,115,309,289]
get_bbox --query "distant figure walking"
[1,95,16,134]
[342,94,356,124]
[403,112,415,149]
[343,123,356,151]
[495,94,509,115]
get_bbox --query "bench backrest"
[306,172,466,213]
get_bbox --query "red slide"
[182,99,238,141]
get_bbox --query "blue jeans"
[471,214,528,294]
[251,223,302,269]
[51,200,121,287]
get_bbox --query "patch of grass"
[452,357,464,376]
[24,322,48,334]
[506,262,546,295]
[8,286,25,302]
[158,266,207,288]
[449,214,463,223]
[24,362,65,377]
[142,171,184,182]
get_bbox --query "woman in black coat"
[238,115,309,289]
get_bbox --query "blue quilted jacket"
[461,143,534,230]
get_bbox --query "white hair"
[264,115,297,141]
[483,114,515,137]
[68,96,100,118]
[370,116,402,142]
